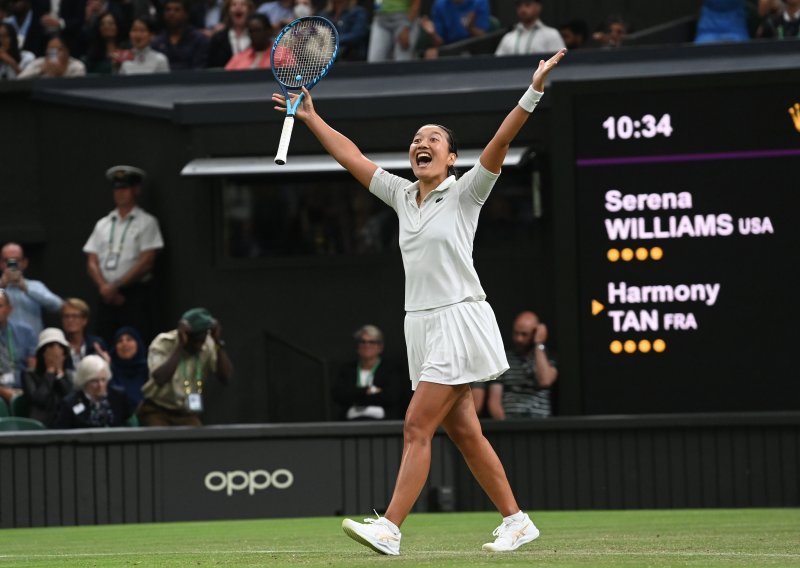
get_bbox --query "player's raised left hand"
[532,48,567,93]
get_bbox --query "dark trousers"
[96,282,154,346]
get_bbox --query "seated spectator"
[206,0,253,68]
[332,324,408,420]
[224,13,270,70]
[3,0,46,55]
[367,0,420,62]
[592,15,628,48]
[54,354,135,428]
[22,327,73,427]
[61,297,107,370]
[119,16,170,74]
[487,311,558,419]
[138,308,233,426]
[84,11,129,74]
[695,0,750,43]
[559,18,589,50]
[0,288,37,403]
[420,0,490,59]
[495,0,565,56]
[58,0,133,61]
[151,0,209,70]
[321,0,369,61]
[757,0,800,38]
[109,325,147,405]
[0,242,62,336]
[0,21,35,78]
[257,0,293,34]
[17,33,86,77]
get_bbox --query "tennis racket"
[271,16,339,165]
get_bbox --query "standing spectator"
[83,10,128,73]
[22,327,73,426]
[0,289,37,403]
[332,324,408,420]
[321,0,368,61]
[495,0,565,57]
[54,354,135,428]
[17,32,86,77]
[138,308,233,426]
[224,12,270,70]
[108,325,148,405]
[420,0,490,58]
[0,242,63,337]
[119,15,169,74]
[558,19,588,50]
[0,21,35,78]
[206,0,253,68]
[3,0,47,55]
[256,0,292,34]
[757,0,800,38]
[151,0,209,70]
[83,165,164,344]
[487,311,558,419]
[367,0,420,62]
[61,297,107,369]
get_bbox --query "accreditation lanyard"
[515,25,538,55]
[1,327,15,371]
[357,359,381,387]
[180,355,204,395]
[108,215,134,254]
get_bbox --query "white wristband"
[518,86,543,113]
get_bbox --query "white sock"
[504,510,525,523]
[381,517,401,534]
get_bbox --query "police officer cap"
[106,165,146,189]
[181,307,215,334]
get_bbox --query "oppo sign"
[204,469,294,496]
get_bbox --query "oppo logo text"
[204,469,294,496]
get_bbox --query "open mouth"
[416,152,432,167]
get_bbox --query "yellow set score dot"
[610,339,666,354]
[607,246,663,262]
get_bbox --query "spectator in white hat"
[22,327,73,427]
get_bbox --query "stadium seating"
[0,417,46,431]
[10,393,29,417]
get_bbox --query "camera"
[6,258,18,270]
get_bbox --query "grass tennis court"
[1,509,798,567]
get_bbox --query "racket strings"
[273,20,336,88]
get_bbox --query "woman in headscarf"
[109,326,148,406]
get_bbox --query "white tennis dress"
[369,163,510,390]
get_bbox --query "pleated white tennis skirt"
[404,300,509,391]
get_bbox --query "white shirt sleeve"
[82,220,104,255]
[457,163,501,207]
[494,32,514,56]
[369,168,413,211]
[138,215,165,252]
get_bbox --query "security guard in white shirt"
[83,165,164,343]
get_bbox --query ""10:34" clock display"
[602,114,673,140]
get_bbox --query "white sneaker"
[481,513,540,552]
[342,515,402,556]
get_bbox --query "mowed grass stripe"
[0,509,797,568]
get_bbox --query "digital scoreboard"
[565,74,800,414]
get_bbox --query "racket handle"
[275,116,295,165]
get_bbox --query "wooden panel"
[604,431,624,508]
[652,431,672,508]
[75,446,95,525]
[122,444,138,523]
[13,448,30,527]
[59,445,76,525]
[107,444,124,524]
[715,429,735,507]
[780,428,798,505]
[0,447,12,528]
[573,432,592,509]
[136,444,154,522]
[28,447,46,527]
[589,432,608,509]
[731,426,750,506]
[342,438,358,515]
[636,430,655,509]
[683,430,702,507]
[747,429,767,506]
[44,446,61,526]
[94,445,109,524]
[700,429,718,507]
[667,430,686,507]
[764,427,783,507]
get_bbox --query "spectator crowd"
[1,0,795,79]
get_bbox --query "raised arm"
[272,87,379,189]
[480,49,566,174]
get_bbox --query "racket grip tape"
[275,116,295,165]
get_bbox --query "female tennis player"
[273,48,567,555]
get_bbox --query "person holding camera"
[0,242,63,337]
[137,308,233,426]
[17,34,86,78]
[0,288,37,403]
[486,310,558,419]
